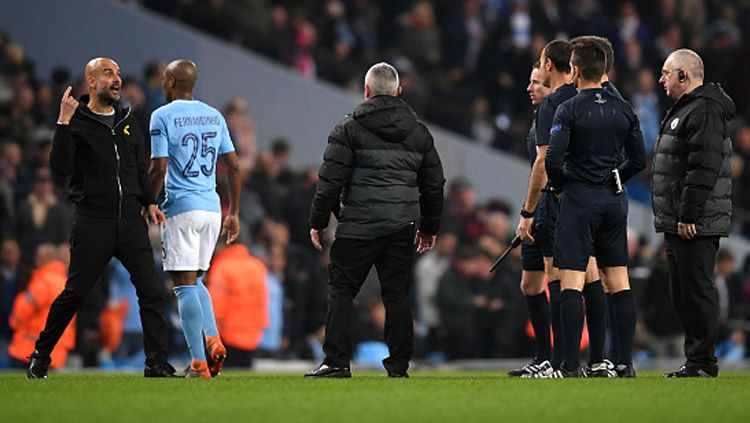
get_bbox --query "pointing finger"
[62,86,72,101]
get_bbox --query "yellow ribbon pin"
[123,124,130,135]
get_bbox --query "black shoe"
[387,371,409,378]
[543,366,584,378]
[144,362,178,378]
[27,351,51,379]
[615,364,636,378]
[664,365,717,378]
[304,363,351,378]
[583,360,618,378]
[508,358,548,377]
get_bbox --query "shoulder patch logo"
[550,124,562,134]
[670,118,679,130]
[595,93,606,104]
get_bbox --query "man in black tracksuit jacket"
[27,58,174,378]
[305,62,445,378]
[653,49,735,378]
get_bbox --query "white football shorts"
[161,210,222,271]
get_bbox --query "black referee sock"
[611,290,636,366]
[526,292,551,361]
[583,280,606,365]
[560,289,584,371]
[548,280,563,368]
[606,293,621,363]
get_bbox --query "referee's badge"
[670,118,679,130]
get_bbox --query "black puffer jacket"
[309,95,445,239]
[652,83,735,236]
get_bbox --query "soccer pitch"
[2,371,749,422]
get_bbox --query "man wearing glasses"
[653,49,735,378]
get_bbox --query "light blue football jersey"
[150,99,235,217]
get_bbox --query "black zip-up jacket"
[652,83,735,236]
[50,96,155,218]
[309,95,445,239]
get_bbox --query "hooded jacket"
[309,95,445,239]
[652,83,735,236]
[50,96,155,218]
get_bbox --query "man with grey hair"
[653,48,735,378]
[306,62,445,378]
[364,62,400,96]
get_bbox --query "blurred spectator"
[100,259,144,369]
[442,177,484,244]
[207,243,269,368]
[14,167,71,269]
[223,97,257,177]
[8,244,74,368]
[397,1,442,68]
[735,126,750,236]
[291,20,318,79]
[0,238,22,366]
[714,249,746,361]
[258,244,285,355]
[352,299,389,367]
[631,68,661,155]
[414,231,457,356]
[121,76,149,134]
[642,245,683,358]
[437,245,482,359]
[141,59,166,115]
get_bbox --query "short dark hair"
[543,40,572,73]
[571,39,606,82]
[271,138,290,155]
[571,36,614,73]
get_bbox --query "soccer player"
[149,60,241,378]
[545,39,646,378]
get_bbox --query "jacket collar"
[76,95,129,122]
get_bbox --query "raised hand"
[58,86,79,124]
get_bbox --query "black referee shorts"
[553,182,628,271]
[535,190,559,258]
[522,207,545,271]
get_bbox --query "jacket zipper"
[81,108,131,219]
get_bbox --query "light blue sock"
[196,276,220,338]
[173,285,207,362]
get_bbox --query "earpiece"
[677,69,686,82]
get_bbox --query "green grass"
[2,371,750,422]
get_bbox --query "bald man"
[653,49,735,378]
[148,60,241,378]
[28,58,176,379]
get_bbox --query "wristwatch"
[520,208,535,218]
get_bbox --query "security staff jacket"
[652,83,735,236]
[50,96,156,218]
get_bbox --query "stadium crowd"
[1,0,750,369]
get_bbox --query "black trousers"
[664,233,720,368]
[35,214,170,367]
[323,225,416,373]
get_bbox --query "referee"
[545,39,646,378]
